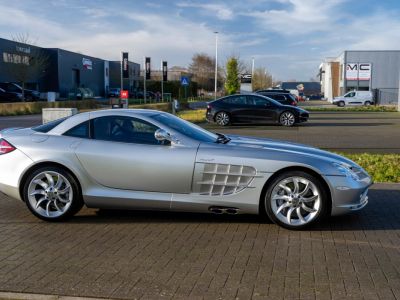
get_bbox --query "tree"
[224,57,240,95]
[252,67,273,91]
[5,33,49,101]
[189,53,215,91]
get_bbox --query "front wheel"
[263,171,329,229]
[279,111,296,127]
[23,166,83,221]
[337,101,345,107]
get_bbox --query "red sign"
[120,90,129,99]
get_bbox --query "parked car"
[134,91,156,100]
[108,88,121,98]
[257,89,291,94]
[206,94,309,127]
[0,109,371,229]
[333,91,373,107]
[256,91,298,106]
[0,87,23,102]
[0,82,40,101]
[68,88,94,100]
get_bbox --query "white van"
[333,91,374,107]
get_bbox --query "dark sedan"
[206,94,309,126]
[256,91,298,106]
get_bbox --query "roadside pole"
[398,72,400,112]
[161,60,164,102]
[143,57,147,104]
[120,52,123,104]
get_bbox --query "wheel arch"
[259,166,332,215]
[19,161,83,202]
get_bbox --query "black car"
[0,82,40,101]
[257,89,291,94]
[107,88,121,98]
[0,87,22,102]
[256,91,298,106]
[206,94,309,127]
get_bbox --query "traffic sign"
[120,90,129,99]
[181,76,190,86]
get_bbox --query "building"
[109,61,141,94]
[0,37,140,98]
[319,50,400,104]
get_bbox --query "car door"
[73,115,198,194]
[344,91,361,105]
[223,95,253,123]
[246,95,277,123]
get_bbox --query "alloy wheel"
[27,171,73,218]
[280,112,295,126]
[270,176,321,226]
[215,112,230,126]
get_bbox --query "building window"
[3,52,30,65]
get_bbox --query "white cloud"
[176,2,234,20]
[0,6,228,68]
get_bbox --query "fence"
[376,88,398,105]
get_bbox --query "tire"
[263,171,329,230]
[364,101,371,106]
[279,111,296,127]
[338,101,345,107]
[23,166,83,222]
[215,111,230,126]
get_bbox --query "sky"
[0,0,400,81]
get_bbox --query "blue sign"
[181,76,190,86]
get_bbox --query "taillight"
[207,104,211,110]
[292,101,297,106]
[0,139,16,155]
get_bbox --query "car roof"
[48,109,166,135]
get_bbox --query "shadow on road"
[67,188,400,231]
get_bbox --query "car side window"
[345,92,355,97]
[248,96,272,107]
[92,116,160,145]
[223,96,248,105]
[64,121,90,138]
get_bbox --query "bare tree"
[252,67,273,91]
[4,33,49,101]
[189,53,215,91]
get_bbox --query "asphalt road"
[1,111,398,153]
[0,184,399,299]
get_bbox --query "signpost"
[121,52,129,108]
[144,57,151,104]
[162,61,167,102]
[181,76,189,99]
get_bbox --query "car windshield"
[152,113,218,143]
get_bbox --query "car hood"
[227,135,357,167]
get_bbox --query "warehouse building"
[0,37,140,98]
[319,50,400,104]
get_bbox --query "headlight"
[332,162,360,181]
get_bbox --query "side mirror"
[154,129,172,143]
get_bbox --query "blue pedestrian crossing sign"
[181,76,190,86]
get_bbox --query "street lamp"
[214,31,218,100]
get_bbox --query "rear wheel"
[263,171,329,229]
[23,166,83,221]
[364,101,372,106]
[215,111,230,126]
[279,111,296,127]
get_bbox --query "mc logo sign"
[345,63,371,81]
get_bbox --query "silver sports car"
[0,109,372,229]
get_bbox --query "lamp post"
[214,31,218,100]
[251,57,255,91]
